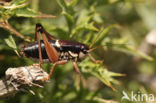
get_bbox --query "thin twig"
[36,13,56,18]
[0,21,24,39]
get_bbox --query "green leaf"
[70,9,98,37]
[13,8,40,17]
[3,0,28,10]
[4,35,20,56]
[68,0,78,7]
[70,22,98,38]
[93,13,103,23]
[89,25,114,48]
[116,45,154,61]
[107,38,154,61]
[96,25,114,45]
[77,22,98,31]
[57,0,75,14]
[62,11,74,32]
[57,0,68,12]
[10,0,29,5]
[4,35,17,49]
[57,0,76,34]
[80,58,124,89]
[76,9,92,26]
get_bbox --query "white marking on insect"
[55,40,61,47]
[68,51,78,57]
[79,52,86,60]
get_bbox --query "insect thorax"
[58,50,87,62]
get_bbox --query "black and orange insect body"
[21,23,102,81]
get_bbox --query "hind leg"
[41,60,67,81]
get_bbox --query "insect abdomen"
[22,40,56,62]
